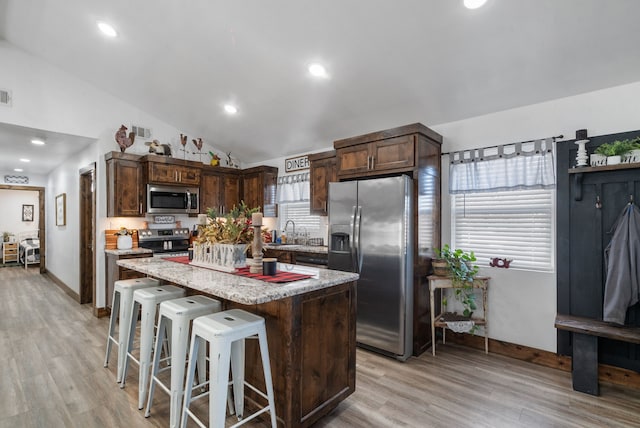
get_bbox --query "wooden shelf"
[428,276,490,356]
[568,161,640,174]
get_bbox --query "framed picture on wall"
[55,193,66,226]
[22,204,34,222]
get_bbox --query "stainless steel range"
[137,228,191,255]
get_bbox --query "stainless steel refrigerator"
[328,175,413,361]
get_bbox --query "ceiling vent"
[0,89,12,107]
[131,125,152,139]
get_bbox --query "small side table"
[428,275,489,356]
[2,241,18,263]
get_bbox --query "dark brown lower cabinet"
[226,280,356,427]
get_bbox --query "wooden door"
[200,172,222,214]
[147,162,175,183]
[371,135,415,171]
[243,173,261,210]
[337,144,371,176]
[309,157,336,215]
[176,165,201,185]
[223,174,241,213]
[108,158,143,216]
[79,164,95,305]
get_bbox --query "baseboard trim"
[445,332,640,390]
[44,270,81,303]
[93,306,109,318]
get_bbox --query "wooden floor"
[2,267,640,428]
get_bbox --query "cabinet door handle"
[371,156,375,169]
[367,155,371,170]
[139,202,143,214]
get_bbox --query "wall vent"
[4,175,29,184]
[0,89,11,107]
[131,125,152,138]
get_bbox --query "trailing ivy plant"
[435,244,479,318]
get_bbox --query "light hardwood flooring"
[2,267,640,428]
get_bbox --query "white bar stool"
[181,309,277,428]
[145,295,222,428]
[104,277,160,383]
[121,284,186,409]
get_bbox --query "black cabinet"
[557,130,640,372]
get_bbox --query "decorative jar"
[117,234,133,250]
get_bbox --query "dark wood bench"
[555,314,640,395]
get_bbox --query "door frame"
[0,184,46,273]
[79,163,96,307]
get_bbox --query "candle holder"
[575,139,589,167]
[250,224,264,274]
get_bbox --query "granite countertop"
[116,257,357,305]
[263,244,328,254]
[105,248,153,256]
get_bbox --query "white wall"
[0,42,227,304]
[0,189,39,241]
[432,80,640,352]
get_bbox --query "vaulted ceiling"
[1,0,640,170]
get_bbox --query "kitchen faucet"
[285,220,296,243]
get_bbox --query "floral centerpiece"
[192,202,269,271]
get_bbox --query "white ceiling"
[1,0,640,170]
[0,122,95,175]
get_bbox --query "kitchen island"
[116,257,358,428]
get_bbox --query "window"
[277,202,321,235]
[451,188,554,272]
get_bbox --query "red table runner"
[164,256,313,283]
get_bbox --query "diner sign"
[285,155,309,173]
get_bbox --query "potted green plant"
[434,244,480,318]
[624,137,640,163]
[595,140,635,165]
[2,231,9,243]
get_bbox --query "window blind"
[452,188,554,271]
[277,202,320,233]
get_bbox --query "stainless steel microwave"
[146,184,199,214]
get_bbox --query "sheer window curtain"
[449,139,556,194]
[277,172,310,203]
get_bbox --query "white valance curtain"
[277,172,310,203]
[448,138,556,194]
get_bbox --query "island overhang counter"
[116,257,359,428]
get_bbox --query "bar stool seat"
[104,277,160,383]
[121,284,186,409]
[145,295,222,428]
[181,309,277,428]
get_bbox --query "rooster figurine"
[114,125,135,153]
[192,138,203,151]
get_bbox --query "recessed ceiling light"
[224,104,238,114]
[31,139,46,145]
[308,63,329,78]
[19,158,30,163]
[97,21,118,38]
[14,168,23,172]
[464,0,487,9]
